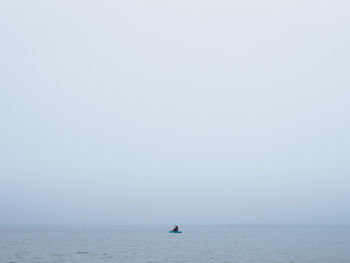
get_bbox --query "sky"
[0,0,349,225]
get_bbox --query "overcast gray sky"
[0,0,349,225]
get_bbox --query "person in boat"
[173,225,179,231]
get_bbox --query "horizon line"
[0,223,349,227]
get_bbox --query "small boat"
[169,230,182,233]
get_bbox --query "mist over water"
[1,0,350,226]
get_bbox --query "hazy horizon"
[1,223,350,227]
[1,0,349,225]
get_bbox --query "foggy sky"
[1,0,349,225]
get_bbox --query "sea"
[1,225,349,263]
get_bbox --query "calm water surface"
[0,226,349,263]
